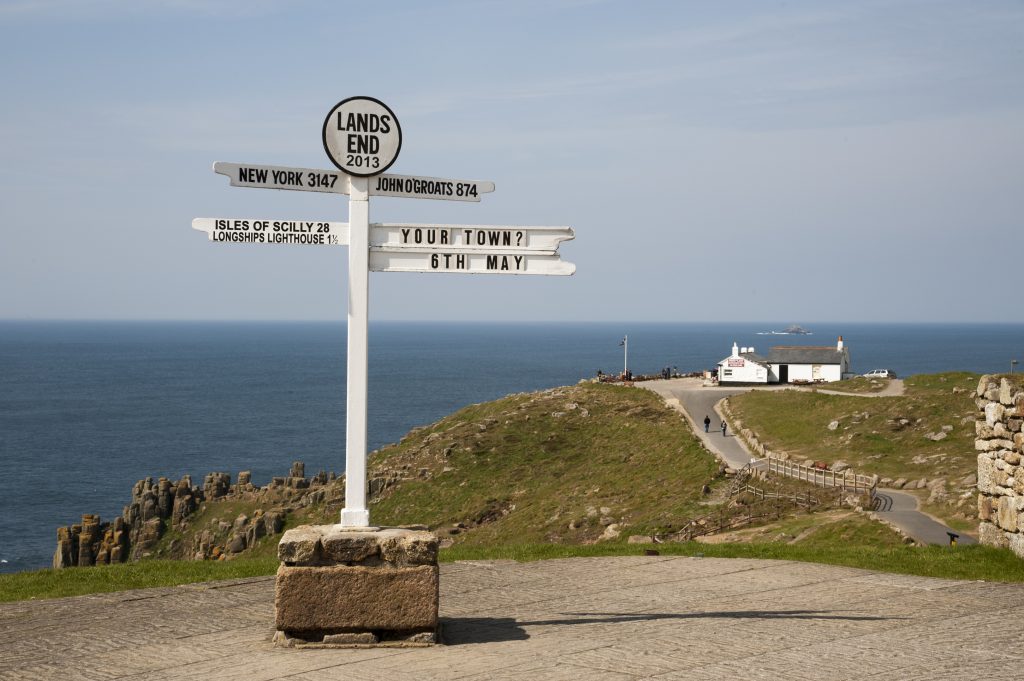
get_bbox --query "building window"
[723,369,733,376]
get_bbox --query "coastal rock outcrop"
[54,461,336,569]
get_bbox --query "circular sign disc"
[322,96,402,177]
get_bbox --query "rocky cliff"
[54,461,339,568]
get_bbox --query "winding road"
[640,378,975,546]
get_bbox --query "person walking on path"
[720,420,727,436]
[703,415,711,433]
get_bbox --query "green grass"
[331,383,722,545]
[818,376,891,394]
[441,542,1024,582]
[0,556,280,603]
[715,510,907,549]
[5,536,1020,604]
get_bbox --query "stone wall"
[975,375,1024,557]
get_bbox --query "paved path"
[815,379,906,398]
[1,557,1020,680]
[641,379,753,469]
[639,379,972,546]
[874,490,977,546]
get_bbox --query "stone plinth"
[274,525,439,647]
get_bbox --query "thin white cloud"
[0,0,295,20]
[614,5,857,52]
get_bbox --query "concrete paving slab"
[0,557,1018,680]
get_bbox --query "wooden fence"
[654,457,877,543]
[759,456,877,499]
[733,483,838,507]
[666,495,820,542]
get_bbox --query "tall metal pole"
[624,335,628,376]
[341,177,370,528]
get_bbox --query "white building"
[717,343,771,383]
[718,337,850,384]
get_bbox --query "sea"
[1,320,1021,574]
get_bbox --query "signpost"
[195,97,575,529]
[368,174,494,202]
[369,249,574,275]
[370,223,572,250]
[322,96,402,176]
[192,218,349,246]
[214,162,350,195]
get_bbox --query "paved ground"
[639,379,972,545]
[2,557,1020,680]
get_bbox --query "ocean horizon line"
[1,318,1020,326]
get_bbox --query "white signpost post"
[195,97,574,530]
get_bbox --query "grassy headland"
[5,375,1018,603]
[728,372,980,528]
[319,383,722,544]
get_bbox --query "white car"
[863,369,896,379]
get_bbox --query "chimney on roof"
[837,335,844,351]
[732,342,739,358]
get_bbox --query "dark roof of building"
[767,346,845,364]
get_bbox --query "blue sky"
[1,0,1021,321]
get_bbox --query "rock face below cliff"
[54,461,339,568]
